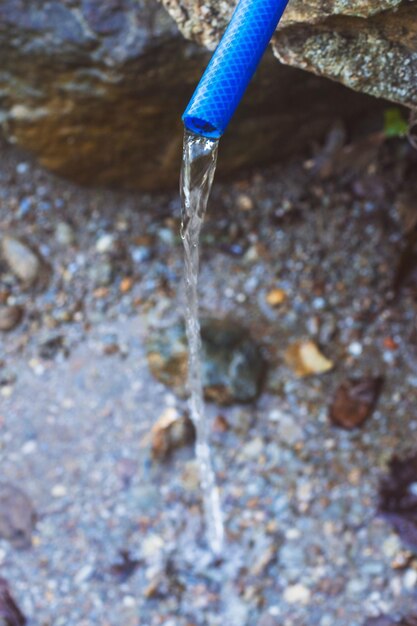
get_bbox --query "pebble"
[95,233,115,253]
[241,437,264,459]
[74,565,94,585]
[0,482,36,548]
[348,341,363,356]
[89,260,113,287]
[1,236,41,284]
[237,194,254,211]
[403,568,417,590]
[0,305,23,331]
[141,534,164,560]
[51,484,67,498]
[382,535,401,559]
[273,412,304,445]
[151,408,195,460]
[55,221,75,246]
[283,584,311,605]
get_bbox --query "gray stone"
[0,482,36,549]
[55,222,75,246]
[1,236,41,284]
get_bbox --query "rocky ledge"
[162,0,417,110]
[0,0,390,191]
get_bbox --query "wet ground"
[1,131,417,625]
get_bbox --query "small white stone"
[95,234,114,254]
[75,564,94,584]
[382,535,401,558]
[285,528,301,540]
[348,342,363,356]
[403,569,417,590]
[283,584,311,605]
[122,596,136,608]
[22,440,37,455]
[142,533,164,559]
[16,162,29,174]
[51,484,67,498]
[1,386,13,398]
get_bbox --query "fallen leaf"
[0,483,36,549]
[378,454,417,551]
[266,289,287,307]
[284,340,333,377]
[0,578,26,625]
[329,377,383,430]
[151,408,195,460]
[110,550,140,583]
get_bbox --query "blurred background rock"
[0,0,410,192]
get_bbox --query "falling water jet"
[180,131,223,555]
[180,0,291,553]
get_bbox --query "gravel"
[1,133,417,625]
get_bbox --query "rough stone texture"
[0,0,390,191]
[161,0,417,110]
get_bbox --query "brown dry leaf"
[266,289,287,307]
[284,341,333,377]
[151,408,195,460]
[329,377,383,430]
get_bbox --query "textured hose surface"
[183,0,290,138]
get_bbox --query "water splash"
[180,130,224,555]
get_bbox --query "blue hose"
[183,0,290,139]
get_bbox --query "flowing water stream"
[180,130,225,554]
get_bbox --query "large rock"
[162,0,417,110]
[0,0,388,191]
